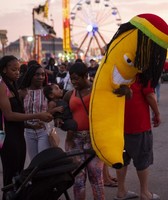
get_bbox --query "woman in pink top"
[63,62,105,200]
[0,56,52,200]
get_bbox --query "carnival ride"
[62,0,72,55]
[69,0,122,59]
[32,0,122,62]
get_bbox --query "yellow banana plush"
[89,14,168,168]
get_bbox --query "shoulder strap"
[0,78,10,97]
[63,90,73,103]
[78,91,89,116]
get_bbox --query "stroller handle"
[1,148,96,200]
[66,149,95,157]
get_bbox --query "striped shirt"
[24,89,47,123]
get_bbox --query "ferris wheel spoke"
[72,24,87,30]
[94,34,105,55]
[71,11,91,28]
[71,29,89,43]
[95,6,107,22]
[96,30,107,45]
[76,32,89,54]
[98,20,118,29]
[72,15,88,24]
[85,37,93,57]
[98,27,119,36]
[98,10,119,26]
[96,8,112,25]
[76,6,94,25]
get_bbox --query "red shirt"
[164,61,168,72]
[69,90,90,131]
[124,80,154,134]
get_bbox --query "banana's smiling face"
[106,29,141,89]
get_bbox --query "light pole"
[50,15,55,57]
[27,36,34,60]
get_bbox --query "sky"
[0,0,168,46]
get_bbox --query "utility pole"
[0,30,8,56]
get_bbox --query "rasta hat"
[130,13,168,49]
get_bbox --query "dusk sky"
[0,0,168,46]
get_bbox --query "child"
[43,83,77,132]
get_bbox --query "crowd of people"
[0,55,162,200]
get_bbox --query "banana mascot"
[89,14,168,168]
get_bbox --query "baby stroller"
[2,147,95,200]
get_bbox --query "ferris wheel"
[70,0,122,59]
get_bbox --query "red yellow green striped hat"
[130,13,168,49]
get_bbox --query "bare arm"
[63,90,73,103]
[47,101,64,115]
[145,92,160,127]
[45,69,54,75]
[0,83,53,122]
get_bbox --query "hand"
[55,106,64,113]
[48,106,64,115]
[54,118,64,128]
[65,131,75,151]
[113,85,132,99]
[152,113,161,127]
[65,140,76,151]
[18,89,28,99]
[38,112,53,122]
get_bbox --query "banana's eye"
[124,54,134,66]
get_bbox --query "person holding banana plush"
[114,76,160,200]
[89,13,168,200]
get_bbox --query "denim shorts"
[123,130,153,171]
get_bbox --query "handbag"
[0,80,8,149]
[48,127,60,147]
[0,115,6,149]
[0,130,5,149]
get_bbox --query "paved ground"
[0,83,168,200]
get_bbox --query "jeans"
[155,83,160,103]
[24,128,50,161]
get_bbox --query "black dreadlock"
[19,63,48,89]
[135,30,166,87]
[0,55,23,110]
[105,22,167,88]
